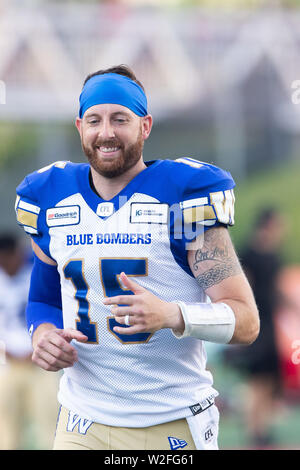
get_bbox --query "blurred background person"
[274,266,300,403]
[235,208,286,448]
[0,233,59,450]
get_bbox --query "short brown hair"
[83,65,145,92]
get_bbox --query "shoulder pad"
[171,157,236,227]
[15,161,80,236]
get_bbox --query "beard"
[81,127,144,179]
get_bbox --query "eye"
[113,116,129,124]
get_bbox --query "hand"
[103,272,184,336]
[32,324,88,371]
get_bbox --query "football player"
[15,65,259,450]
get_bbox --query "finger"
[103,295,135,306]
[113,325,142,335]
[39,341,78,364]
[46,332,78,355]
[111,306,134,317]
[33,349,75,370]
[32,355,60,372]
[119,272,145,294]
[60,328,88,344]
[114,315,135,326]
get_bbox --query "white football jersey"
[16,157,235,427]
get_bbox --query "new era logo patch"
[189,395,215,415]
[168,437,188,450]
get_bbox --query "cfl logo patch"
[96,202,114,217]
[204,427,214,443]
[168,436,188,450]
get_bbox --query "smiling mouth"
[96,146,121,155]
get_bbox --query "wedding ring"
[124,314,130,326]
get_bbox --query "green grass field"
[204,342,300,450]
[230,160,300,264]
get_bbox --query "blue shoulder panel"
[16,161,88,258]
[139,157,235,205]
[138,158,236,276]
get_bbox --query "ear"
[75,117,82,135]
[141,114,153,141]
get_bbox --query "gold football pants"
[53,405,219,450]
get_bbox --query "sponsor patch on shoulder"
[46,205,80,227]
[130,203,169,224]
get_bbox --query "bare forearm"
[188,227,260,345]
[215,297,259,345]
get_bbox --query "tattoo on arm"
[195,262,242,291]
[192,228,242,291]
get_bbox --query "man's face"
[76,103,152,178]
[0,248,23,277]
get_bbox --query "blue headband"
[79,73,148,118]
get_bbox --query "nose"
[98,117,115,140]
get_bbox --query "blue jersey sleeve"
[15,174,53,259]
[167,158,236,276]
[15,162,70,335]
[15,176,41,236]
[15,161,71,259]
[26,254,63,336]
[176,158,235,243]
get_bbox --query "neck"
[90,158,147,200]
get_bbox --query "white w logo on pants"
[67,411,93,435]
